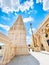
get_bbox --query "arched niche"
[0,33,12,63]
[0,42,5,61]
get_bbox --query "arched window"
[0,46,2,49]
[45,33,48,38]
[47,40,49,46]
[0,42,4,61]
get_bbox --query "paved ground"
[1,50,49,65]
[0,56,2,61]
[7,55,40,65]
[30,49,49,65]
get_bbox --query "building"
[0,15,29,65]
[8,15,29,55]
[31,15,49,52]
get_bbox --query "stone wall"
[31,15,49,52]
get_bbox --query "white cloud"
[26,36,32,44]
[26,28,36,44]
[28,10,37,14]
[0,0,19,13]
[0,24,10,31]
[36,0,42,3]
[43,0,49,11]
[19,0,34,12]
[23,16,34,23]
[29,28,36,35]
[36,0,49,11]
[0,0,34,13]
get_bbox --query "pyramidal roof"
[9,15,25,31]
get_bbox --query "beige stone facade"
[31,15,49,52]
[0,15,29,65]
[8,15,29,55]
[0,32,16,65]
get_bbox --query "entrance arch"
[0,32,12,64]
[0,42,4,61]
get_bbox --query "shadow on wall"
[7,55,40,65]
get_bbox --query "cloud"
[36,0,42,3]
[28,10,37,14]
[0,24,10,31]
[0,0,34,13]
[26,36,32,44]
[19,0,34,12]
[36,0,49,11]
[26,28,36,44]
[29,28,36,35]
[23,16,34,23]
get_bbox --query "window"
[45,33,48,38]
[41,44,43,47]
[0,46,2,49]
[47,40,49,46]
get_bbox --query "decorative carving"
[47,40,49,46]
[32,15,49,52]
[45,33,48,37]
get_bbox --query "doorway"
[41,44,45,50]
[0,42,4,61]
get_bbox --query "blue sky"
[0,0,49,44]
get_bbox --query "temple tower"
[8,15,29,55]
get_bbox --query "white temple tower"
[8,15,29,55]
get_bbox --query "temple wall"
[0,15,29,65]
[8,15,29,55]
[0,33,16,65]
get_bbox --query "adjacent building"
[31,15,49,51]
